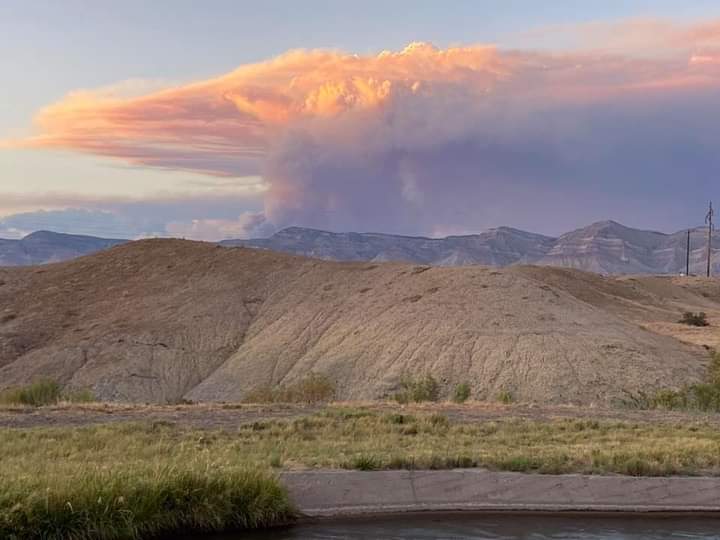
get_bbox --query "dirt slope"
[0,240,715,404]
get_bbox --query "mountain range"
[2,221,719,275]
[0,230,126,267]
[225,220,719,275]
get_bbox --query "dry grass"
[0,379,95,407]
[242,374,336,404]
[5,404,720,537]
[0,420,293,539]
[4,407,720,478]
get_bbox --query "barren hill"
[0,239,717,404]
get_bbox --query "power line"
[706,201,714,278]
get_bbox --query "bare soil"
[1,240,719,404]
[2,402,720,430]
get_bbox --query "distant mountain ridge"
[2,222,720,275]
[223,220,720,275]
[0,231,127,267]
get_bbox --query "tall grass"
[243,374,335,404]
[0,379,95,407]
[0,379,62,406]
[452,383,471,403]
[393,375,440,404]
[0,422,295,539]
[0,469,292,540]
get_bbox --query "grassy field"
[4,405,720,538]
[0,421,294,540]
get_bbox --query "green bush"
[393,374,440,404]
[679,311,709,326]
[452,382,471,403]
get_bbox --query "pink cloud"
[10,21,720,235]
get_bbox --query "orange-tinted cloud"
[16,42,508,177]
[11,22,720,236]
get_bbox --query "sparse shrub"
[393,374,440,404]
[623,351,720,413]
[497,390,514,404]
[452,382,471,403]
[679,311,709,326]
[347,454,381,471]
[0,379,61,406]
[0,380,96,407]
[284,373,336,404]
[242,374,336,404]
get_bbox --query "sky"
[3,1,720,240]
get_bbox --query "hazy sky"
[3,1,720,239]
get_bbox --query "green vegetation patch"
[393,375,440,404]
[452,383,471,404]
[626,352,720,413]
[0,423,293,539]
[0,379,95,407]
[5,406,720,537]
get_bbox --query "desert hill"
[0,239,716,404]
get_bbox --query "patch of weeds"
[452,382,471,403]
[347,455,382,471]
[496,390,514,404]
[393,375,440,404]
[0,379,94,407]
[623,352,720,412]
[243,374,336,404]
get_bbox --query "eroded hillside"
[0,239,716,404]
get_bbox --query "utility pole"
[686,229,691,276]
[706,201,714,278]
